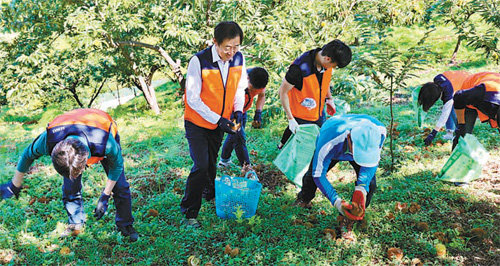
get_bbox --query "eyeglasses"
[221,45,240,53]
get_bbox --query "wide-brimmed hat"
[350,120,381,167]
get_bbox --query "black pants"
[297,160,377,208]
[180,121,224,219]
[453,84,500,149]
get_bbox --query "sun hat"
[350,120,381,167]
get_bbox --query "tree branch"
[88,78,107,107]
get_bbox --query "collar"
[211,45,232,63]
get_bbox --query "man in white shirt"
[181,21,248,228]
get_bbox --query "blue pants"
[445,108,457,131]
[181,121,224,218]
[62,134,134,227]
[220,112,250,166]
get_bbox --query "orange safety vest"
[243,87,265,113]
[442,70,471,93]
[46,108,118,165]
[288,50,333,121]
[460,72,500,128]
[184,46,243,129]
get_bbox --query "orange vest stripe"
[442,70,471,92]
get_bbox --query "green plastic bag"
[438,134,489,183]
[412,87,427,128]
[273,124,320,187]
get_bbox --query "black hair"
[214,21,244,44]
[321,39,352,68]
[51,138,89,180]
[418,82,442,112]
[248,67,269,89]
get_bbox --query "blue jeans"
[445,108,457,131]
[220,112,250,166]
[62,134,134,227]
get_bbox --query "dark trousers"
[280,113,326,145]
[62,134,134,227]
[453,85,500,149]
[220,112,250,166]
[181,120,224,218]
[297,160,377,208]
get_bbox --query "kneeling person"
[0,108,138,242]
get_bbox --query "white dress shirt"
[185,45,247,124]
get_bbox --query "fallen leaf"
[229,247,239,257]
[59,246,71,255]
[187,255,200,266]
[387,247,403,260]
[416,222,429,231]
[411,258,423,266]
[435,243,446,257]
[147,209,159,217]
[385,212,395,221]
[224,244,231,255]
[38,197,50,204]
[323,228,336,240]
[470,228,486,240]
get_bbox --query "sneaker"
[218,159,232,168]
[293,198,312,209]
[60,223,84,238]
[443,129,454,140]
[117,225,139,242]
[338,216,356,242]
[182,218,201,229]
[453,182,469,188]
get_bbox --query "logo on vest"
[301,98,317,110]
[50,126,66,133]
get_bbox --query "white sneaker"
[443,130,454,140]
[218,159,232,168]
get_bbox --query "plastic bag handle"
[244,171,259,181]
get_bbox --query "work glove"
[94,192,110,220]
[252,110,262,128]
[288,118,299,134]
[424,129,438,146]
[233,111,243,125]
[326,98,336,116]
[334,198,355,216]
[217,117,236,134]
[0,181,21,200]
[344,186,367,221]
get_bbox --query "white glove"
[326,98,336,116]
[288,119,299,134]
[334,198,345,216]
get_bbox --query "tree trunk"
[450,36,462,64]
[119,47,161,114]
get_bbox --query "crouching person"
[0,108,138,242]
[295,114,386,241]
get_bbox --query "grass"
[0,25,499,265]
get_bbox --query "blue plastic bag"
[215,171,262,219]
